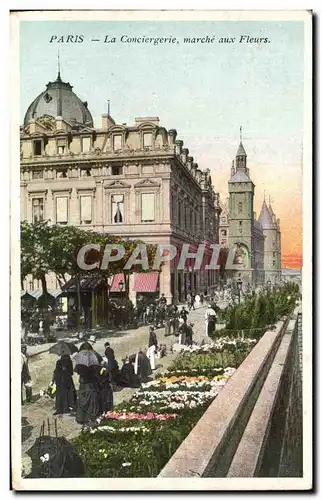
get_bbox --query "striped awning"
[110,273,125,292]
[28,290,43,300]
[133,272,159,293]
[47,289,64,299]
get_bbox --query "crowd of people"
[21,288,229,428]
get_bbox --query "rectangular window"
[33,140,42,156]
[141,193,155,222]
[113,135,122,150]
[273,260,276,266]
[32,170,43,180]
[82,137,91,152]
[111,194,124,223]
[32,198,44,224]
[143,133,152,148]
[273,252,276,257]
[56,170,68,179]
[239,220,243,233]
[111,165,123,176]
[57,145,65,155]
[56,197,68,224]
[80,196,92,224]
[81,168,91,177]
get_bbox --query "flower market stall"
[72,337,257,477]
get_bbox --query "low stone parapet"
[158,312,300,478]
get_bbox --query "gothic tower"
[258,197,282,282]
[228,129,255,281]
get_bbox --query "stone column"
[46,189,53,223]
[128,273,136,306]
[69,188,79,226]
[162,177,170,223]
[159,260,172,304]
[95,180,104,228]
[173,268,179,305]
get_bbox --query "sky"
[20,19,304,268]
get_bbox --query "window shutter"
[143,133,152,147]
[82,137,91,152]
[141,193,155,222]
[80,196,92,222]
[113,135,122,150]
[56,197,68,222]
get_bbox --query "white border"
[9,9,313,492]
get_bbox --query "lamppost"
[237,278,243,304]
[118,279,125,293]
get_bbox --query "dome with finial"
[23,71,94,128]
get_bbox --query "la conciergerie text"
[49,34,271,45]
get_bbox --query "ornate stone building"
[20,71,222,304]
[219,136,281,284]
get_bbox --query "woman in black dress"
[118,356,141,388]
[74,344,100,428]
[52,354,77,415]
[93,365,114,413]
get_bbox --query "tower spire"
[240,125,242,142]
[57,50,62,81]
[107,100,111,115]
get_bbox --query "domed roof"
[23,72,94,128]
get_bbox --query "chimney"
[175,140,183,156]
[102,113,116,130]
[168,129,177,145]
[181,148,189,164]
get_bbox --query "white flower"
[122,462,132,467]
[40,453,49,463]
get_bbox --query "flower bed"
[72,338,256,477]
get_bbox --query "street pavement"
[21,304,208,475]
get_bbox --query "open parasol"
[73,350,99,367]
[49,342,79,356]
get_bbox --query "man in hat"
[87,336,103,364]
[21,344,32,405]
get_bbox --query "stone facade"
[219,140,281,284]
[20,72,221,303]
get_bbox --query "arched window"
[238,202,243,214]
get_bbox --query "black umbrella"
[49,342,78,356]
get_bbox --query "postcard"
[10,9,312,491]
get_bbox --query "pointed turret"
[258,199,275,229]
[236,141,247,158]
[229,129,251,183]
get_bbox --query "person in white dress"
[205,305,217,337]
[147,326,158,370]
